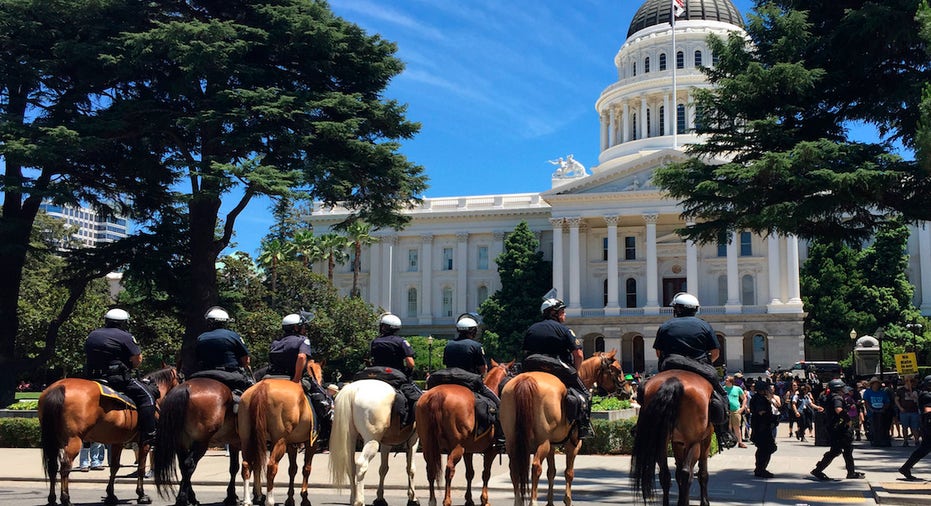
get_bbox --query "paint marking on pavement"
[879,481,931,492]
[776,489,867,503]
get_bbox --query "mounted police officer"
[653,292,736,449]
[192,306,254,396]
[811,379,865,480]
[84,308,157,446]
[370,313,421,426]
[522,293,592,439]
[899,375,931,480]
[443,314,506,448]
[267,313,334,448]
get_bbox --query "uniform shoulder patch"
[131,335,138,345]
[569,329,577,337]
[303,338,311,346]
[403,339,411,347]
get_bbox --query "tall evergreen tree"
[479,221,551,361]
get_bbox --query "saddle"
[354,366,420,427]
[93,382,136,409]
[520,354,588,434]
[187,370,244,413]
[427,368,498,436]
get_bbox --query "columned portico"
[419,234,433,324]
[767,234,783,307]
[567,217,583,316]
[456,232,468,314]
[644,213,659,314]
[605,215,620,315]
[383,235,397,314]
[786,235,803,307]
[550,218,565,301]
[921,223,931,312]
[725,230,740,313]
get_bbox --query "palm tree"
[319,233,350,283]
[346,221,376,297]
[292,229,322,267]
[257,238,294,292]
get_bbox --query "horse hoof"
[286,498,295,506]
[137,494,153,505]
[407,500,420,506]
[223,495,238,506]
[373,499,388,506]
[103,496,118,506]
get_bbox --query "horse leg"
[373,445,390,506]
[135,443,153,504]
[300,443,314,506]
[225,447,241,506]
[265,439,287,506]
[674,445,698,506]
[462,452,474,506]
[657,454,671,506]
[530,440,550,506]
[697,437,711,506]
[241,456,253,506]
[543,448,556,506]
[174,446,196,506]
[562,440,581,506]
[354,439,379,506]
[284,444,298,506]
[480,447,495,506]
[59,437,82,506]
[445,445,465,506]
[406,437,420,506]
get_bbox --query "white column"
[383,235,396,314]
[567,217,582,314]
[640,97,648,140]
[419,234,433,324]
[687,91,695,130]
[686,222,698,297]
[786,234,803,306]
[622,103,630,143]
[456,232,468,314]
[644,214,659,313]
[369,240,382,309]
[605,216,620,315]
[550,219,564,299]
[920,223,931,312]
[725,231,740,312]
[607,109,615,150]
[767,235,783,306]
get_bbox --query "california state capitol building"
[309,0,931,375]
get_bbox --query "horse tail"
[153,384,189,496]
[631,376,682,503]
[39,385,66,479]
[510,376,537,500]
[242,382,269,478]
[417,391,444,484]
[329,385,358,490]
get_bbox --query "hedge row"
[0,418,40,448]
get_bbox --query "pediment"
[542,149,687,197]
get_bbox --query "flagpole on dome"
[671,0,685,149]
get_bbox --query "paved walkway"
[5,435,931,504]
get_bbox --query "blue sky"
[227,0,756,256]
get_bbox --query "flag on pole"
[673,0,686,18]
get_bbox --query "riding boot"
[493,419,506,449]
[138,404,157,447]
[714,422,737,450]
[231,389,243,414]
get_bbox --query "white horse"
[328,379,420,506]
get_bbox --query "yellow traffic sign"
[895,353,918,375]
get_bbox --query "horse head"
[593,350,625,394]
[307,360,324,385]
[145,366,180,400]
[486,359,515,394]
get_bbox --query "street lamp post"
[427,335,434,374]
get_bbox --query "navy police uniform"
[194,328,254,392]
[899,390,931,478]
[749,387,778,477]
[84,326,157,444]
[812,390,860,479]
[268,332,334,446]
[371,333,421,426]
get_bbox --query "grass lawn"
[14,392,40,400]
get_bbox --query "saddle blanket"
[94,382,136,409]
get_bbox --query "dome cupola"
[628,0,743,38]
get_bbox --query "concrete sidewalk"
[5,436,931,504]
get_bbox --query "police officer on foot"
[899,375,931,480]
[749,381,780,478]
[444,314,505,448]
[653,292,736,449]
[523,294,592,439]
[370,313,421,426]
[194,306,254,393]
[85,309,157,446]
[811,379,865,480]
[268,313,334,448]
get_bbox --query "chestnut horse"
[500,350,623,506]
[416,360,513,506]
[630,370,713,506]
[238,361,325,506]
[38,366,179,506]
[153,377,241,506]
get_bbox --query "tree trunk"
[351,242,361,297]
[180,192,222,375]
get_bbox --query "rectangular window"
[740,231,752,256]
[408,249,418,272]
[443,247,454,270]
[442,287,453,317]
[407,288,417,318]
[602,237,609,261]
[477,246,489,270]
[624,236,636,260]
[717,232,728,257]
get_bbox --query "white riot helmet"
[540,298,566,318]
[282,313,306,328]
[204,306,231,322]
[671,292,700,316]
[104,308,130,323]
[456,317,478,331]
[378,312,402,331]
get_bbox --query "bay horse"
[153,377,241,506]
[500,350,623,506]
[238,361,325,506]
[630,369,713,506]
[328,377,420,506]
[416,360,513,506]
[38,366,179,506]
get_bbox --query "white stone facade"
[308,2,931,374]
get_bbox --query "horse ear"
[490,359,499,367]
[607,349,617,359]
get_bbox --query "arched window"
[712,52,719,67]
[632,113,638,139]
[659,53,667,71]
[603,279,609,306]
[407,287,418,318]
[646,108,652,137]
[659,105,665,135]
[676,51,684,69]
[442,286,453,317]
[717,275,727,306]
[477,285,489,306]
[676,104,686,134]
[595,336,606,353]
[644,56,651,73]
[741,274,755,305]
[626,278,638,308]
[631,61,637,77]
[694,50,703,67]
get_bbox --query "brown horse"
[238,361,325,506]
[500,350,623,506]
[153,377,241,506]
[630,370,713,506]
[38,366,179,506]
[416,360,514,506]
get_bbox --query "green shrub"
[590,396,631,411]
[580,417,720,456]
[6,400,38,410]
[0,418,41,448]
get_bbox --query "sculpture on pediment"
[548,154,587,178]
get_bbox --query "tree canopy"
[654,0,931,245]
